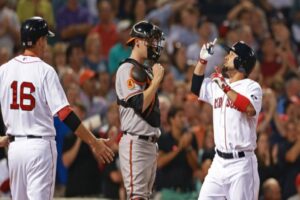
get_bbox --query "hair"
[167,106,183,122]
[262,178,280,197]
[66,42,83,64]
[53,42,67,56]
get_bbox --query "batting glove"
[211,67,231,93]
[199,38,217,64]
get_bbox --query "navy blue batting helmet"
[226,41,256,76]
[21,16,54,47]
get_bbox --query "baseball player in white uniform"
[191,40,262,200]
[116,21,165,200]
[0,17,114,200]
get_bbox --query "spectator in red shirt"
[89,0,118,60]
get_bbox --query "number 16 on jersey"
[10,81,36,111]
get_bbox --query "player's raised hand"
[199,38,217,64]
[0,136,9,147]
[152,63,164,84]
[211,67,231,93]
[90,138,115,164]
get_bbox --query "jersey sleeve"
[43,68,69,116]
[245,81,263,115]
[198,77,214,105]
[116,64,143,101]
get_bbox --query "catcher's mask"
[127,21,165,62]
[225,41,256,76]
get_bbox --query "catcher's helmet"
[226,41,256,76]
[127,21,165,62]
[21,16,54,47]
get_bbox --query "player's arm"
[191,39,216,96]
[142,63,164,112]
[225,89,256,116]
[126,63,164,113]
[191,60,205,96]
[57,106,114,163]
[211,70,257,116]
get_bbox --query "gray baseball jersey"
[115,62,160,137]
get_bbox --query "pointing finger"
[212,38,218,46]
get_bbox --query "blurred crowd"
[0,0,300,199]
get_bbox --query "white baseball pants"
[198,153,259,200]
[8,137,57,200]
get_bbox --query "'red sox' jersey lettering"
[214,97,238,110]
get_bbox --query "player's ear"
[135,39,140,47]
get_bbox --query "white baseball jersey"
[198,78,262,151]
[197,77,262,200]
[0,55,69,136]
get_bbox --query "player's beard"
[221,66,230,78]
[222,64,236,78]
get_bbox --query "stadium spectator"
[56,0,92,44]
[90,0,118,59]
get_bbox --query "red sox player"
[191,39,262,200]
[0,17,114,200]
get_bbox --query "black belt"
[123,131,158,143]
[8,135,43,142]
[216,149,245,159]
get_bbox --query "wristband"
[199,58,207,64]
[233,93,251,112]
[223,85,231,93]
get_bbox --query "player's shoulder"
[16,55,56,72]
[244,78,262,92]
[119,61,134,70]
[116,61,134,76]
[245,78,261,87]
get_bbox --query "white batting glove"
[199,38,217,64]
[210,67,231,93]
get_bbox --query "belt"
[123,131,158,143]
[8,135,47,142]
[216,149,245,159]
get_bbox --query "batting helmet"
[21,16,54,47]
[226,41,256,76]
[126,21,165,62]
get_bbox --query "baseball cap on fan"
[79,69,96,86]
